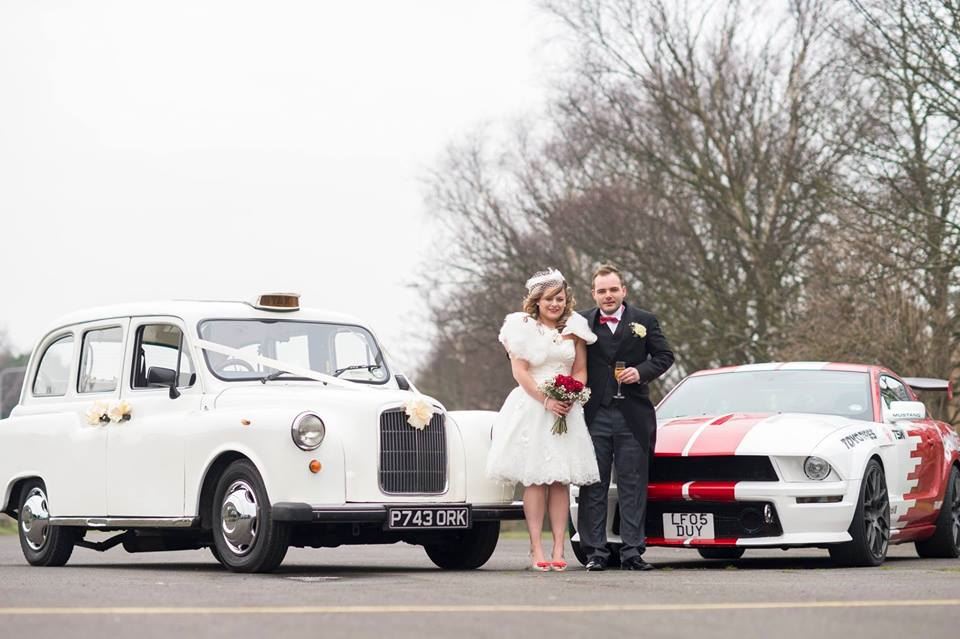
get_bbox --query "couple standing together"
[486,264,674,571]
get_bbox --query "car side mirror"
[146,366,180,400]
[883,400,925,422]
[395,374,411,391]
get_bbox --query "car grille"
[379,409,446,494]
[611,501,783,539]
[650,455,778,482]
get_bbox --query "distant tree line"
[415,0,960,424]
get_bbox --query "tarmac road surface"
[1,534,959,638]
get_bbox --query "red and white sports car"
[570,363,960,566]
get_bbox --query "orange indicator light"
[241,419,251,426]
[309,460,322,474]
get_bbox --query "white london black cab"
[0,294,521,572]
[570,363,960,567]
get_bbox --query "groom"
[578,264,674,571]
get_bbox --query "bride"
[486,269,600,571]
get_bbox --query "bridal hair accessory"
[525,268,565,293]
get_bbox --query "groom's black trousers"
[577,405,649,561]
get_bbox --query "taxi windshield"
[657,370,873,421]
[198,319,389,384]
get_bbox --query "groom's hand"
[618,367,640,384]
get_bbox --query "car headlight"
[803,456,831,480]
[292,412,325,450]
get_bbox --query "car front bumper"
[271,501,525,525]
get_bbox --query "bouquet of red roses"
[540,374,592,435]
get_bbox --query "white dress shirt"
[599,305,624,334]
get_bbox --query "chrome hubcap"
[220,480,258,555]
[21,488,50,551]
[863,466,889,559]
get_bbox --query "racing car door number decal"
[840,429,877,449]
[892,429,905,440]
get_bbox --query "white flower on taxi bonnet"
[108,400,133,423]
[84,401,110,426]
[630,322,647,338]
[404,396,435,430]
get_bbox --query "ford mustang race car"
[570,363,960,566]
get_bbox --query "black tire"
[18,480,76,567]
[697,547,745,560]
[568,518,621,566]
[829,459,889,567]
[915,465,960,558]
[424,521,500,569]
[211,460,289,573]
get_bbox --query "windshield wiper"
[333,364,381,377]
[259,370,292,384]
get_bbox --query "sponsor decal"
[840,429,877,449]
[892,429,906,440]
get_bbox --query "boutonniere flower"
[84,400,132,426]
[403,396,435,430]
[630,322,647,338]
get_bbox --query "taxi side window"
[78,327,124,394]
[32,335,74,397]
[132,324,196,389]
[879,375,910,408]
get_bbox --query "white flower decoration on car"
[630,322,647,338]
[404,396,435,430]
[108,400,133,423]
[84,401,111,426]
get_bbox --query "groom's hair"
[591,264,624,288]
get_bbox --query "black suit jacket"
[580,304,674,447]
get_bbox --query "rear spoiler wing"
[903,377,954,401]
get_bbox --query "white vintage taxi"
[0,294,519,572]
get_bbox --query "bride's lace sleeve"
[498,312,548,366]
[561,312,597,345]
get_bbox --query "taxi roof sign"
[254,293,301,311]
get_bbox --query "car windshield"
[198,319,389,384]
[657,370,873,422]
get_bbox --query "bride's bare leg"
[523,484,548,564]
[547,482,570,562]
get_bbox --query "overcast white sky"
[0,0,556,371]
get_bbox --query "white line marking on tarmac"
[1,600,959,615]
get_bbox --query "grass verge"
[0,514,15,535]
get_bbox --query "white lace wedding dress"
[485,312,601,486]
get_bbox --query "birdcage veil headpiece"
[524,268,565,293]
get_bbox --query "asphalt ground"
[1,532,959,639]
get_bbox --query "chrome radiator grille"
[379,409,447,494]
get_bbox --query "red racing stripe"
[655,417,714,456]
[648,482,685,501]
[646,537,740,547]
[687,481,737,501]
[684,414,769,456]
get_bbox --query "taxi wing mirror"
[146,366,180,400]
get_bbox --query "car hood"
[655,412,873,456]
[213,384,439,413]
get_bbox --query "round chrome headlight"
[804,456,831,481]
[292,412,325,450]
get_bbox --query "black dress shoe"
[584,557,608,571]
[620,556,654,571]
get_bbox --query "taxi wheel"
[829,459,889,567]
[697,547,745,560]
[424,521,500,569]
[18,481,76,567]
[915,465,960,558]
[211,460,290,573]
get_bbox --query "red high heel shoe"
[550,560,567,572]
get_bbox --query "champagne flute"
[613,361,626,399]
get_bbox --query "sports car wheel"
[697,547,745,560]
[424,521,500,569]
[211,460,290,573]
[829,459,889,567]
[18,481,76,567]
[915,465,960,558]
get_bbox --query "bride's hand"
[546,398,571,417]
